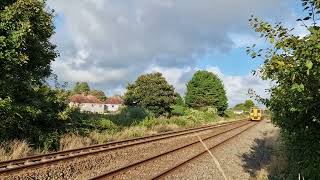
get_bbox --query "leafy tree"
[248,0,320,178]
[73,82,90,95]
[244,100,254,108]
[233,100,255,112]
[185,71,228,115]
[90,90,107,101]
[0,0,70,149]
[175,93,185,106]
[124,72,176,117]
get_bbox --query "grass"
[0,106,247,160]
[0,140,33,161]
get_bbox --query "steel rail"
[90,121,255,180]
[0,119,248,174]
[151,122,258,179]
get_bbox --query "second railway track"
[0,119,248,176]
[91,121,257,180]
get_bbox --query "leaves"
[248,0,320,177]
[185,71,228,115]
[123,72,176,117]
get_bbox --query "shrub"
[98,118,119,132]
[249,1,320,177]
[108,106,149,126]
[171,105,187,116]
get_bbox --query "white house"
[105,97,123,112]
[233,110,244,115]
[69,94,123,114]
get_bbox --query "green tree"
[175,93,185,106]
[248,0,320,177]
[90,89,107,101]
[0,0,71,149]
[124,72,176,117]
[185,70,228,115]
[233,100,255,111]
[244,100,254,108]
[73,82,90,95]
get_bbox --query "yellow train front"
[250,107,264,121]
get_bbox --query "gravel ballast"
[163,119,279,180]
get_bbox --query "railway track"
[91,120,258,180]
[0,119,248,175]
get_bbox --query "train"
[249,107,264,121]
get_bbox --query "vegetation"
[0,0,72,149]
[185,70,228,115]
[233,100,255,112]
[124,72,177,117]
[73,82,90,95]
[1,104,247,160]
[249,0,320,178]
[175,93,185,106]
[90,89,107,101]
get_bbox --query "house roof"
[69,94,102,103]
[105,97,123,104]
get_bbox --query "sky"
[47,0,304,107]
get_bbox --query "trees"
[185,71,228,115]
[234,100,255,111]
[1,0,57,98]
[124,72,176,117]
[72,82,107,101]
[90,90,107,101]
[0,0,71,149]
[244,100,254,108]
[175,93,185,106]
[248,0,320,177]
[73,82,91,95]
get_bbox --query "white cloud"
[47,0,288,103]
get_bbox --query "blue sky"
[49,0,303,106]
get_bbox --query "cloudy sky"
[47,0,303,106]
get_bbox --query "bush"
[98,118,119,132]
[108,106,149,126]
[171,105,187,116]
[224,109,236,118]
[249,1,320,177]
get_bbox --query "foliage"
[185,70,228,115]
[73,82,90,95]
[124,72,177,117]
[175,93,185,106]
[248,0,320,178]
[90,89,107,101]
[109,106,149,126]
[0,0,74,149]
[171,105,187,116]
[233,99,255,111]
[0,86,70,150]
